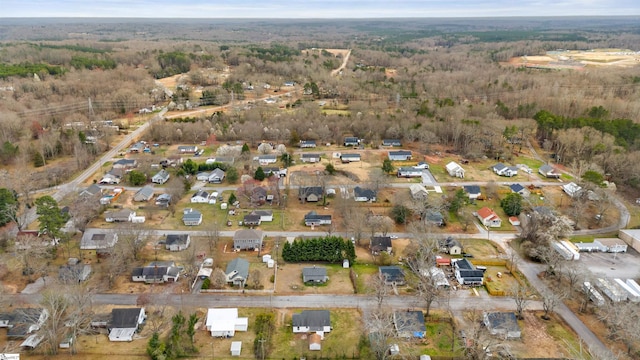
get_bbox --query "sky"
[2,0,640,18]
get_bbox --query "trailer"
[595,278,627,303]
[614,279,640,303]
[626,279,640,295]
[560,241,581,260]
[552,242,574,260]
[583,282,605,306]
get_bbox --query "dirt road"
[331,49,351,76]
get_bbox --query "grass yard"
[270,309,363,359]
[483,266,520,296]
[458,239,504,258]
[351,263,380,294]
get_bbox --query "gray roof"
[292,310,330,330]
[210,168,225,177]
[383,139,402,146]
[510,184,526,193]
[233,229,264,241]
[379,266,404,282]
[354,186,376,199]
[302,266,327,279]
[485,312,520,333]
[110,308,143,329]
[192,190,209,198]
[340,153,360,158]
[493,163,507,171]
[182,209,202,221]
[463,185,481,194]
[371,236,392,252]
[165,234,189,246]
[226,258,250,281]
[81,232,118,249]
[394,311,426,333]
[80,184,102,196]
[134,185,154,200]
[539,164,555,173]
[389,150,412,156]
[243,214,261,224]
[299,186,323,197]
[152,169,170,181]
[113,159,136,167]
[304,211,332,222]
[301,153,320,159]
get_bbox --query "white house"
[301,153,321,163]
[476,207,501,228]
[208,168,225,183]
[205,308,248,337]
[397,167,423,178]
[165,234,191,251]
[388,150,412,161]
[492,163,518,177]
[108,308,146,342]
[151,169,170,184]
[191,190,210,203]
[445,161,465,178]
[562,182,583,198]
[292,310,331,336]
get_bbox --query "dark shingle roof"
[292,310,330,330]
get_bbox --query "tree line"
[282,236,356,264]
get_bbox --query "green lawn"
[458,239,503,258]
[514,156,545,169]
[351,263,380,294]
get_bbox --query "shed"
[267,259,275,268]
[262,254,272,263]
[230,341,242,356]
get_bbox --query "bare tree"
[14,233,50,283]
[117,223,151,261]
[461,310,497,360]
[368,272,389,309]
[364,308,396,360]
[405,223,442,317]
[38,288,71,355]
[211,268,227,289]
[510,283,532,320]
[540,289,563,320]
[248,269,262,289]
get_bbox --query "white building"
[205,308,248,337]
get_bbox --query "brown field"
[507,49,640,69]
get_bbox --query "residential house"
[233,229,264,250]
[108,308,146,342]
[243,214,261,227]
[492,163,518,177]
[382,139,402,147]
[263,167,287,178]
[370,236,392,255]
[112,159,137,170]
[304,211,332,226]
[340,153,361,163]
[509,184,530,197]
[99,172,121,185]
[379,266,405,286]
[299,186,324,202]
[302,266,329,284]
[425,211,445,227]
[0,308,48,340]
[182,209,203,226]
[388,150,412,161]
[155,193,172,207]
[165,234,191,251]
[133,185,154,202]
[80,232,118,250]
[410,184,428,200]
[205,308,248,337]
[191,190,210,203]
[129,141,146,153]
[59,263,92,283]
[397,167,423,178]
[105,209,135,223]
[301,153,321,163]
[354,187,376,202]
[483,312,521,339]
[343,137,360,147]
[208,168,225,183]
[439,237,462,255]
[131,261,181,283]
[463,185,482,200]
[257,154,277,165]
[415,161,429,169]
[151,169,170,184]
[250,210,273,222]
[394,311,426,338]
[79,184,102,199]
[14,231,54,250]
[177,145,198,154]
[213,156,235,165]
[562,182,583,198]
[196,171,211,181]
[251,186,268,204]
[226,258,250,286]
[292,310,331,335]
[299,140,317,148]
[445,161,465,178]
[539,164,560,179]
[454,259,484,286]
[476,207,502,228]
